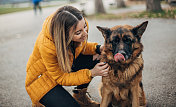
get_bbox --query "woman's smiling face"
[71,18,88,43]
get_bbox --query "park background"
[0,0,176,107]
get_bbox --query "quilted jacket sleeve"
[39,42,92,86]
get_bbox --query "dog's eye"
[109,47,113,51]
[111,36,120,44]
[112,39,119,44]
[123,37,132,44]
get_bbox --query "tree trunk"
[95,0,106,14]
[116,0,126,8]
[146,0,162,12]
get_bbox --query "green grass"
[86,8,176,20]
[0,7,33,14]
[87,13,123,20]
[0,4,61,15]
[130,8,176,19]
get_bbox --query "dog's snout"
[118,50,126,57]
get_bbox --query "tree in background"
[116,0,126,8]
[95,0,106,13]
[146,0,162,11]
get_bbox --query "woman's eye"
[75,31,81,35]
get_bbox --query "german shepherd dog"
[97,21,148,107]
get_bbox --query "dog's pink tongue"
[114,53,125,62]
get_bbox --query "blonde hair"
[50,6,85,73]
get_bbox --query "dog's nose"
[118,50,126,57]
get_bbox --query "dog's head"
[97,21,148,64]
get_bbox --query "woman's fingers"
[101,67,110,76]
[102,71,108,76]
[100,63,109,70]
[97,62,106,66]
[103,66,110,73]
[91,62,110,77]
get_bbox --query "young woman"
[25,6,109,107]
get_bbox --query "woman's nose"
[83,29,88,37]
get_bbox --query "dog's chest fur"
[101,55,143,100]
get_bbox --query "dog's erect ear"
[132,21,148,41]
[97,26,111,39]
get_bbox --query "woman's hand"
[100,45,104,53]
[91,62,109,77]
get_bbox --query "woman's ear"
[97,26,111,39]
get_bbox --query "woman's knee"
[40,85,80,107]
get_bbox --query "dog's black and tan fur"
[97,21,148,107]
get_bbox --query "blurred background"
[0,0,176,107]
[0,0,176,17]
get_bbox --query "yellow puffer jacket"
[25,13,98,104]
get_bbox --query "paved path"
[0,1,176,107]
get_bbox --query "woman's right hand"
[91,62,110,77]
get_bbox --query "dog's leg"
[139,90,146,107]
[139,81,146,107]
[121,100,130,107]
[100,87,112,107]
[131,85,139,107]
[120,89,131,107]
[113,88,120,101]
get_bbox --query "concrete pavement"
[0,1,176,107]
